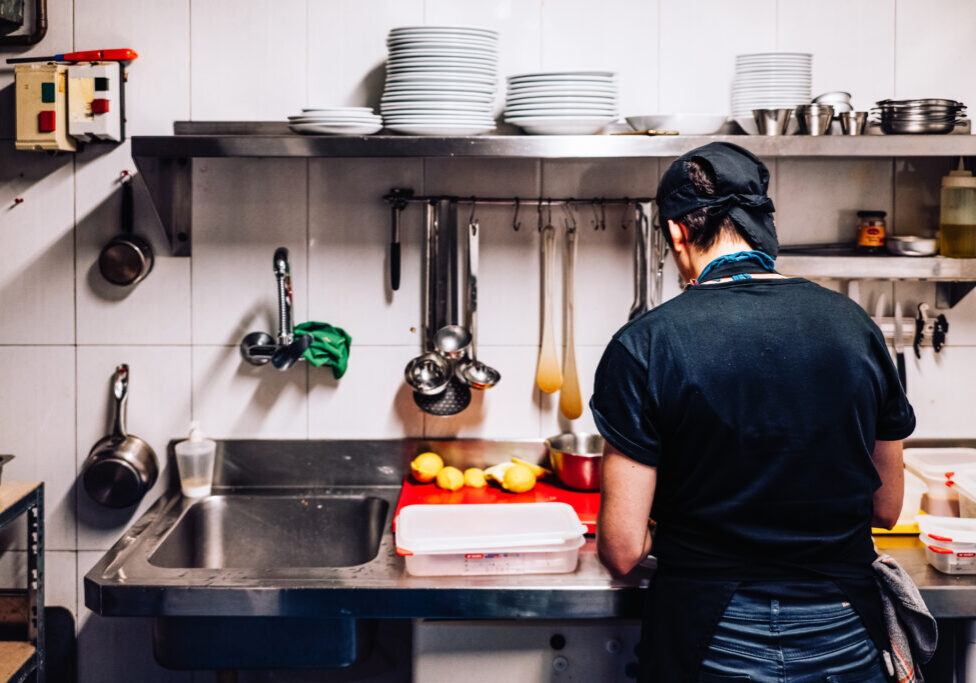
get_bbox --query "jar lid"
[857,210,887,218]
[944,158,976,188]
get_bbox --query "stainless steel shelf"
[777,255,976,281]
[132,121,976,160]
[132,122,976,257]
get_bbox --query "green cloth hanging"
[294,321,352,379]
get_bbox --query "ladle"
[457,218,500,389]
[404,201,451,395]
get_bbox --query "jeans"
[699,591,889,683]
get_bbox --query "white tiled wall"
[2,1,976,681]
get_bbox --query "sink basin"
[149,494,388,569]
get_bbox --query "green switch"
[94,77,109,91]
[40,82,55,103]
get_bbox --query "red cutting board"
[393,477,600,534]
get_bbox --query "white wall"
[1,1,975,680]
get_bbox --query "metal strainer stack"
[873,99,967,134]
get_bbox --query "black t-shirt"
[591,277,915,571]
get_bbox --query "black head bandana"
[655,142,778,258]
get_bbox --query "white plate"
[505,116,615,135]
[288,116,383,124]
[505,107,618,116]
[388,63,498,74]
[507,82,617,92]
[387,38,497,50]
[383,115,495,122]
[390,26,498,37]
[389,53,498,64]
[289,122,384,135]
[301,106,375,112]
[506,96,617,106]
[385,75,496,87]
[383,93,493,103]
[388,45,497,56]
[386,123,495,135]
[508,70,615,79]
[382,103,493,112]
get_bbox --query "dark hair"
[669,158,754,251]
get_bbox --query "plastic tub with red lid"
[918,516,976,574]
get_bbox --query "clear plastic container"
[174,421,216,498]
[954,472,976,519]
[904,448,976,516]
[395,502,587,577]
[918,516,976,574]
[939,159,976,258]
[899,470,927,525]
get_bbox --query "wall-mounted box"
[67,61,123,142]
[14,63,76,151]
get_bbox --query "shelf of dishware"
[776,255,976,281]
[129,122,976,160]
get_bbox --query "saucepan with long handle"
[82,364,159,508]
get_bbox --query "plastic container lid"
[396,502,587,555]
[953,471,976,501]
[904,447,976,481]
[918,515,976,545]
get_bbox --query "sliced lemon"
[484,462,514,484]
[512,457,551,478]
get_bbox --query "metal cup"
[752,108,793,136]
[839,111,868,135]
[795,104,835,135]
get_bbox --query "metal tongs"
[628,202,667,320]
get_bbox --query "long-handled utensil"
[457,217,500,389]
[628,204,649,320]
[536,222,563,393]
[405,202,450,395]
[559,225,582,419]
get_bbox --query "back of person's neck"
[690,238,757,280]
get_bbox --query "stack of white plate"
[288,107,383,135]
[504,71,619,135]
[732,53,812,133]
[381,26,499,136]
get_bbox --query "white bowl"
[625,114,727,135]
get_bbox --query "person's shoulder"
[610,291,689,347]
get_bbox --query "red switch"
[92,98,110,114]
[38,111,56,132]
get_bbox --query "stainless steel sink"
[149,494,388,569]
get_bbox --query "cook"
[591,142,916,682]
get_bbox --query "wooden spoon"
[536,223,563,393]
[559,226,583,419]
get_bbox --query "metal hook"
[468,197,477,225]
[621,198,631,230]
[546,199,553,227]
[599,199,607,231]
[537,197,544,232]
[512,197,521,232]
[562,203,577,233]
[590,200,600,230]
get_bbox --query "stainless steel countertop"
[83,439,976,620]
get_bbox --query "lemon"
[502,463,537,493]
[463,468,487,488]
[484,462,514,484]
[512,457,550,478]
[410,452,444,483]
[435,466,465,491]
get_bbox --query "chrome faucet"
[240,247,310,370]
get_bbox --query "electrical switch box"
[67,61,123,142]
[14,63,77,151]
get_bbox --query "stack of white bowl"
[503,71,619,135]
[287,107,383,135]
[381,26,499,136]
[731,53,812,134]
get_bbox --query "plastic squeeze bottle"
[174,421,216,497]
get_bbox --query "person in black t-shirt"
[591,142,915,682]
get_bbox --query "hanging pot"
[98,175,154,286]
[82,364,159,508]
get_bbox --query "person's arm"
[872,439,905,529]
[597,443,657,576]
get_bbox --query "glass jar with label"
[856,210,887,254]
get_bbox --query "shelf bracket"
[935,281,976,309]
[133,155,192,257]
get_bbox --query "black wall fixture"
[0,0,46,45]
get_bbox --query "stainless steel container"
[839,111,868,135]
[546,433,604,491]
[752,108,793,136]
[795,104,835,135]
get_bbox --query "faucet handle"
[273,247,290,277]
